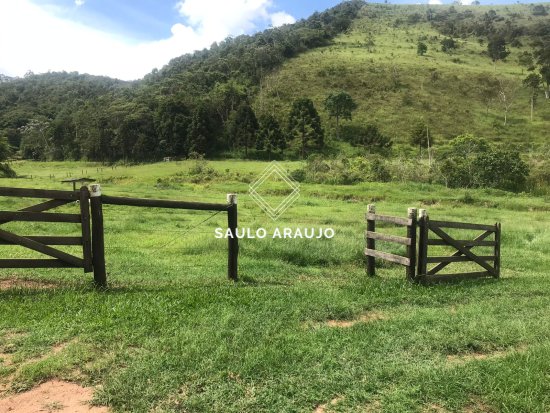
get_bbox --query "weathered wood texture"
[0,259,79,268]
[102,195,229,211]
[227,194,238,281]
[90,186,106,288]
[0,211,81,223]
[366,213,412,226]
[79,187,93,273]
[0,187,78,200]
[365,231,411,246]
[364,248,411,266]
[366,205,376,276]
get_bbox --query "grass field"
[0,159,549,412]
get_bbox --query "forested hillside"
[0,1,549,164]
[0,0,363,162]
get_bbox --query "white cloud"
[0,0,296,81]
[428,0,442,4]
[270,11,296,27]
[75,0,85,6]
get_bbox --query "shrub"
[437,135,529,192]
[0,163,16,178]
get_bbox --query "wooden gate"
[417,209,501,283]
[0,186,93,272]
[364,205,418,281]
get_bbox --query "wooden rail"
[365,205,417,281]
[364,205,502,284]
[417,209,501,283]
[0,185,239,288]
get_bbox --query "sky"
[0,0,543,80]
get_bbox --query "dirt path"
[0,380,109,413]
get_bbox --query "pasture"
[0,160,549,412]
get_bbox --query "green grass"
[0,159,549,412]
[256,3,550,150]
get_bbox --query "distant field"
[1,160,549,412]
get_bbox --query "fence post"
[89,184,106,288]
[406,208,417,282]
[79,186,93,273]
[227,194,238,282]
[417,209,428,278]
[494,222,501,278]
[366,204,376,277]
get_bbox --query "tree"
[517,51,535,74]
[226,103,259,156]
[523,73,542,121]
[532,4,548,16]
[540,65,550,99]
[352,124,393,153]
[417,42,428,56]
[288,98,324,159]
[0,137,12,161]
[487,36,510,68]
[497,78,517,126]
[256,114,286,159]
[19,118,51,160]
[187,105,212,155]
[441,38,457,53]
[440,135,528,192]
[410,122,434,150]
[476,74,499,115]
[324,91,357,140]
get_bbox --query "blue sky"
[0,0,544,80]
[29,0,343,42]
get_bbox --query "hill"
[0,1,549,163]
[256,3,550,149]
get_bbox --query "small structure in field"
[61,177,95,191]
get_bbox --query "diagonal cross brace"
[0,199,72,226]
[429,225,496,275]
[0,228,84,267]
[428,230,493,275]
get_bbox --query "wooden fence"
[365,204,418,281]
[0,185,239,288]
[365,204,501,283]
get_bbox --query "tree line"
[0,1,365,162]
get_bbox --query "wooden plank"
[0,199,72,225]
[227,194,238,281]
[417,210,429,277]
[420,272,492,283]
[0,211,81,223]
[364,248,410,266]
[0,259,78,268]
[90,187,107,288]
[0,236,82,245]
[366,231,411,246]
[426,255,495,263]
[494,223,501,279]
[0,187,78,200]
[406,208,417,282]
[427,239,496,247]
[428,230,493,275]
[429,220,496,232]
[428,225,496,275]
[0,228,84,267]
[366,213,412,226]
[102,195,228,211]
[366,205,376,277]
[80,187,93,273]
